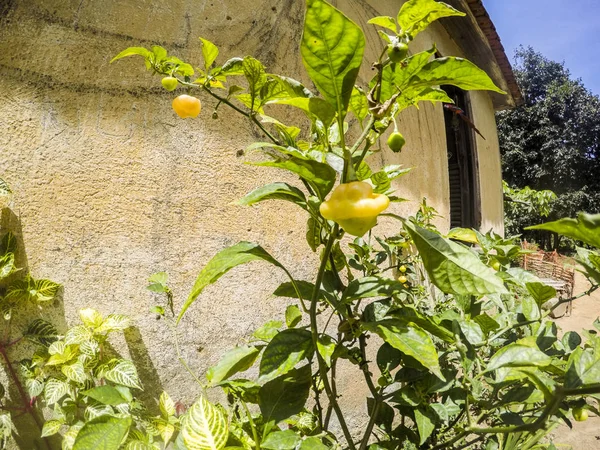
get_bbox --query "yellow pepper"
[320,181,390,236]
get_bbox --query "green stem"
[358,334,380,450]
[309,226,356,450]
[168,321,204,387]
[240,400,260,450]
[199,85,281,145]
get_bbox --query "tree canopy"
[497,47,600,246]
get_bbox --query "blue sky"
[485,0,600,95]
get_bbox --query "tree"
[497,47,600,248]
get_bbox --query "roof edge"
[464,0,523,106]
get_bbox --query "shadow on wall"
[0,207,164,448]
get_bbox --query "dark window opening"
[443,86,480,229]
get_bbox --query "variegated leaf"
[181,395,228,450]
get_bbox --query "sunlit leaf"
[526,213,600,248]
[259,329,313,381]
[200,38,219,70]
[407,57,505,94]
[405,221,508,295]
[301,0,365,115]
[179,242,286,323]
[398,0,465,39]
[207,346,261,385]
[238,183,307,209]
[180,395,228,450]
[73,415,132,450]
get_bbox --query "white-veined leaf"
[180,395,228,450]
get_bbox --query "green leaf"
[367,16,397,33]
[414,407,436,445]
[565,347,600,388]
[408,57,505,94]
[259,365,312,424]
[73,415,132,450]
[270,75,314,98]
[379,47,436,102]
[103,360,142,390]
[200,38,219,70]
[458,319,484,345]
[160,391,176,418]
[273,280,334,303]
[306,217,323,252]
[405,221,507,296]
[0,252,15,280]
[285,305,303,328]
[473,313,500,335]
[206,346,261,385]
[398,0,465,39]
[111,47,151,63]
[367,321,444,380]
[342,277,406,302]
[526,213,600,248]
[181,395,229,450]
[83,386,128,406]
[44,378,69,405]
[23,319,59,346]
[299,437,327,450]
[179,242,286,323]
[95,314,131,334]
[5,277,61,303]
[259,329,314,381]
[349,87,369,122]
[397,87,454,112]
[251,157,336,200]
[62,361,87,384]
[316,334,335,367]
[238,183,307,209]
[270,97,336,126]
[79,308,104,329]
[526,282,557,306]
[253,321,283,341]
[262,430,301,450]
[301,0,365,116]
[0,232,16,255]
[487,341,552,372]
[243,57,267,109]
[447,228,480,244]
[42,419,63,437]
[220,57,244,76]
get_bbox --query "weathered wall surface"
[0,0,504,443]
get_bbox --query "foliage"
[109,1,600,450]
[503,181,557,239]
[497,47,600,248]
[0,185,183,449]
[0,1,598,450]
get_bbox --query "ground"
[549,272,600,449]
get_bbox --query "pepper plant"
[0,0,598,449]
[112,0,600,449]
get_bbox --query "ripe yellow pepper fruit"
[320,181,390,236]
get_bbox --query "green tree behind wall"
[497,47,600,249]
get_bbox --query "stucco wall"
[0,0,505,444]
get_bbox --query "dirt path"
[549,272,600,449]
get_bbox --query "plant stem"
[0,346,51,450]
[240,400,260,450]
[309,227,356,450]
[168,321,204,387]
